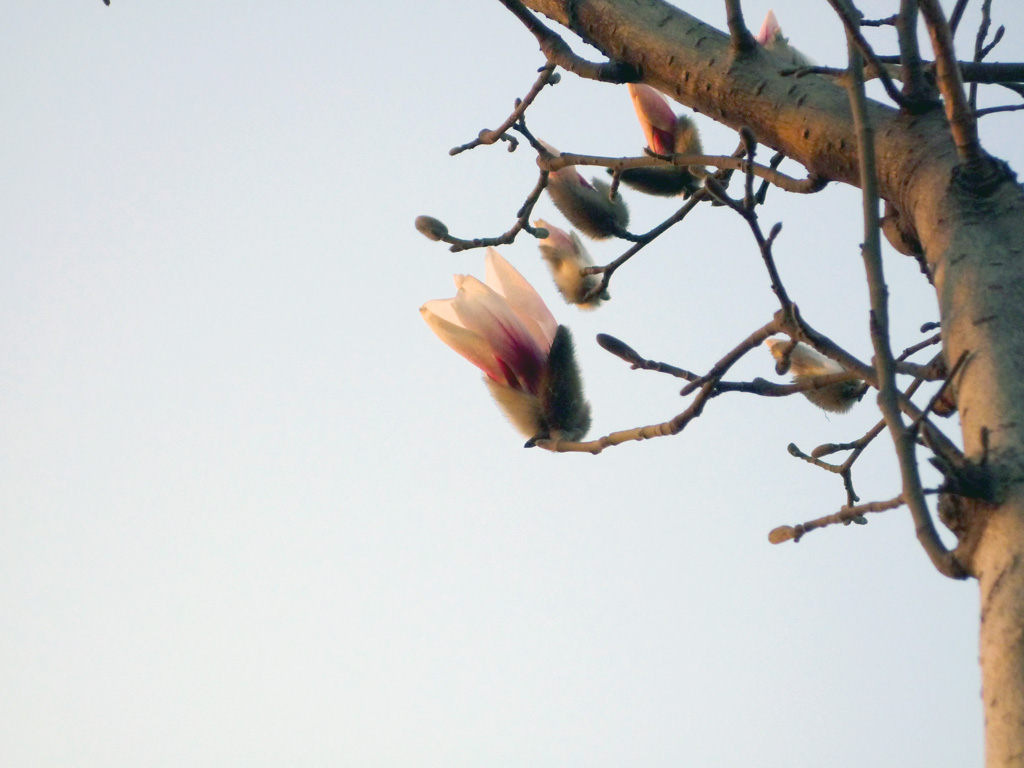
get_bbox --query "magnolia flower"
[766,338,861,413]
[620,83,704,198]
[421,248,592,444]
[542,141,629,240]
[534,219,608,309]
[756,10,813,68]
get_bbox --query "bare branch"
[977,102,1024,117]
[536,321,779,454]
[918,0,990,178]
[724,0,757,54]
[433,170,550,253]
[539,150,826,195]
[581,190,708,301]
[769,495,908,544]
[948,0,971,36]
[969,0,995,110]
[701,177,796,320]
[844,25,965,580]
[826,0,914,110]
[862,15,898,27]
[496,0,639,83]
[450,64,558,156]
[679,321,780,397]
[896,0,934,103]
[596,333,698,381]
[596,332,864,402]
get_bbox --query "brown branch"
[794,377,926,506]
[844,26,965,580]
[496,0,639,83]
[450,64,558,156]
[724,0,757,54]
[862,15,898,27]
[949,0,970,36]
[917,0,989,178]
[596,333,698,381]
[899,331,943,360]
[826,0,913,110]
[537,321,779,454]
[701,178,796,320]
[581,190,708,301]
[969,0,995,110]
[434,170,550,253]
[769,495,907,544]
[539,150,825,195]
[595,332,863,401]
[976,102,1024,117]
[896,0,934,103]
[679,321,780,397]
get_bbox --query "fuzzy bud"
[541,141,630,240]
[619,84,704,198]
[766,338,861,414]
[534,219,608,309]
[415,215,449,241]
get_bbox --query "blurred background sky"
[3,2,1021,766]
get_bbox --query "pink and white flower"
[755,10,813,68]
[421,248,591,442]
[623,84,704,198]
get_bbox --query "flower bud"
[415,215,449,241]
[534,219,608,309]
[541,141,629,240]
[766,338,861,413]
[619,84,704,198]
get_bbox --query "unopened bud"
[769,526,797,544]
[415,215,449,241]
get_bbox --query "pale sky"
[3,2,1020,766]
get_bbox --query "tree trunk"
[520,1,1024,764]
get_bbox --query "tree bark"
[519,1,1024,764]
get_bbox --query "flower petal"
[450,274,547,392]
[756,10,781,45]
[484,248,558,349]
[628,83,677,154]
[421,300,504,381]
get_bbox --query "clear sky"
[2,2,1020,766]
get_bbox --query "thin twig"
[536,321,779,454]
[437,170,550,252]
[969,0,994,110]
[701,178,795,319]
[679,321,780,397]
[843,25,965,580]
[918,0,990,178]
[769,495,907,544]
[539,150,825,195]
[826,0,913,109]
[450,64,558,156]
[976,103,1024,117]
[949,0,971,36]
[497,0,639,83]
[596,332,862,401]
[899,332,943,360]
[581,190,708,301]
[862,15,898,27]
[909,351,970,433]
